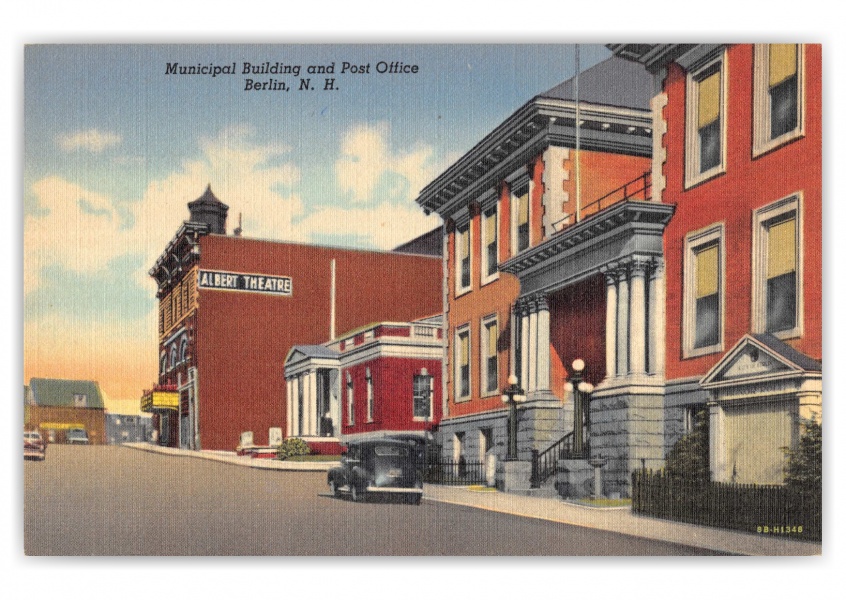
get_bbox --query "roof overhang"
[415,97,651,217]
[607,44,697,72]
[500,200,675,295]
[700,334,822,403]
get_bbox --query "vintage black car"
[328,439,423,504]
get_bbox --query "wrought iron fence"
[423,458,488,485]
[632,469,821,541]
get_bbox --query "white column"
[286,378,293,437]
[536,295,551,391]
[528,301,539,392]
[603,270,618,379]
[291,377,300,436]
[648,259,666,375]
[520,302,530,391]
[709,401,726,482]
[308,370,318,436]
[629,259,648,375]
[616,266,630,376]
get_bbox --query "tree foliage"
[784,419,822,492]
[664,408,710,483]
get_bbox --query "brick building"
[611,44,822,485]
[25,378,107,444]
[415,56,671,492]
[284,315,442,449]
[145,187,442,450]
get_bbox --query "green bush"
[665,407,710,483]
[783,419,822,493]
[276,437,311,460]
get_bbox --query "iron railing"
[529,432,591,488]
[423,458,487,486]
[632,469,821,541]
[553,171,652,231]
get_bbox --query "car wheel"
[412,494,422,506]
[350,484,361,502]
[329,480,340,498]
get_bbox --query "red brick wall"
[341,356,441,436]
[662,44,822,380]
[195,236,442,449]
[548,274,607,398]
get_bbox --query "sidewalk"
[123,442,821,556]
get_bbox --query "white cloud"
[292,201,442,250]
[25,124,302,296]
[57,129,122,153]
[334,122,441,204]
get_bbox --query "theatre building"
[611,44,822,485]
[283,315,442,446]
[416,56,672,493]
[145,186,441,450]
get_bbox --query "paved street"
[24,445,723,556]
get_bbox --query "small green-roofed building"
[27,378,106,408]
[25,378,107,444]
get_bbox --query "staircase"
[530,431,590,489]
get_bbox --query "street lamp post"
[501,374,526,461]
[566,359,594,457]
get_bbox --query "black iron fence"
[632,469,821,541]
[423,458,487,485]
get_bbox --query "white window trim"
[454,221,472,297]
[480,314,500,397]
[412,373,434,422]
[684,50,728,189]
[753,44,806,158]
[480,203,500,286]
[346,372,355,426]
[509,173,532,256]
[365,367,374,423]
[682,223,725,358]
[751,193,804,340]
[454,325,472,402]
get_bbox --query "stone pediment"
[700,334,821,390]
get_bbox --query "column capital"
[533,293,549,312]
[630,256,651,278]
[649,257,665,280]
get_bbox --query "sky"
[23,43,611,409]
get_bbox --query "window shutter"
[697,71,721,129]
[767,217,796,279]
[696,244,719,299]
[769,44,797,88]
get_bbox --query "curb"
[123,443,339,471]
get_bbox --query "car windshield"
[374,445,409,457]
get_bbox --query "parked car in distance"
[328,440,423,504]
[24,431,46,460]
[66,428,89,445]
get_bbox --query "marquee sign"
[197,269,293,296]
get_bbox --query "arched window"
[170,344,178,370]
[180,336,189,363]
[160,352,167,375]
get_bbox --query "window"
[754,44,804,156]
[479,428,493,463]
[752,195,803,339]
[346,372,355,426]
[413,373,432,420]
[170,344,178,370]
[455,326,471,401]
[455,223,471,294]
[685,52,726,187]
[365,368,374,423]
[160,352,167,375]
[481,205,498,284]
[683,224,724,357]
[481,316,499,395]
[179,336,189,363]
[514,184,530,253]
[73,393,87,408]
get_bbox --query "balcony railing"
[552,171,652,231]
